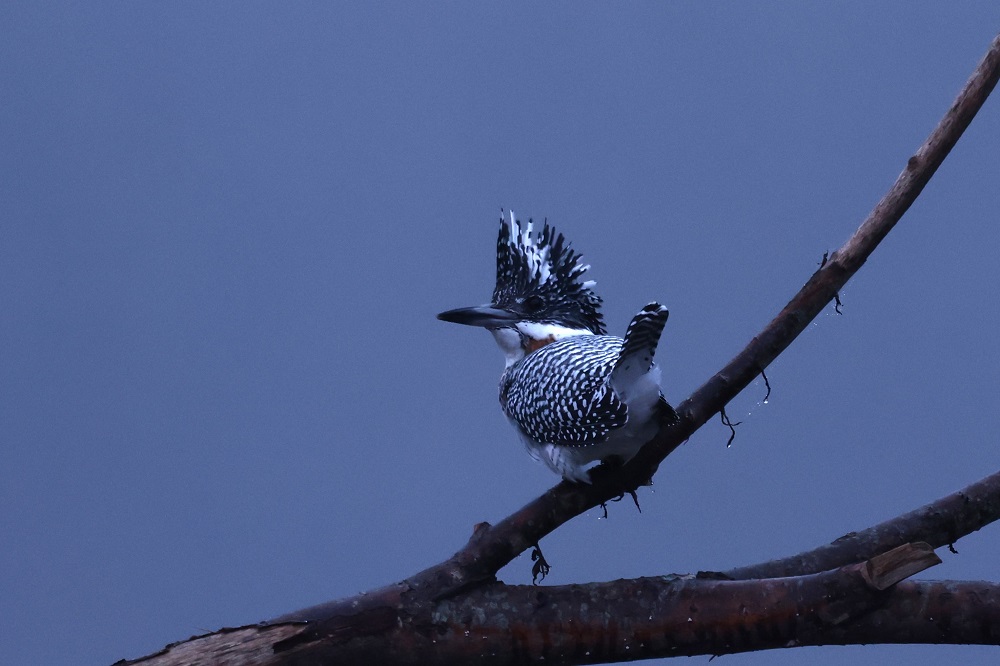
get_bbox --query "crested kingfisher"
[438,211,676,483]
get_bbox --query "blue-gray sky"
[3,4,1000,665]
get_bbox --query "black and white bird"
[438,211,676,483]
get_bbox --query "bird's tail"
[657,394,679,426]
[610,302,669,395]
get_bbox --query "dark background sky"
[3,4,1000,665]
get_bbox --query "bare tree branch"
[122,577,1000,665]
[263,545,946,665]
[118,31,1000,666]
[360,28,1000,605]
[129,544,1000,665]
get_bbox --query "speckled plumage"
[498,303,672,482]
[500,335,627,447]
[437,212,674,482]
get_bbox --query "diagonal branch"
[255,32,1000,645]
[388,30,1000,601]
[119,31,1000,666]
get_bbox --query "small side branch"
[724,468,1000,580]
[720,407,741,447]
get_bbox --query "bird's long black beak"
[437,305,518,328]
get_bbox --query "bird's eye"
[523,295,545,312]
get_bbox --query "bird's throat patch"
[525,334,557,354]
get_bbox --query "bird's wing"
[609,302,669,399]
[500,336,628,447]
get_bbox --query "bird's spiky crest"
[493,210,606,335]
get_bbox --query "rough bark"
[124,545,1000,665]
